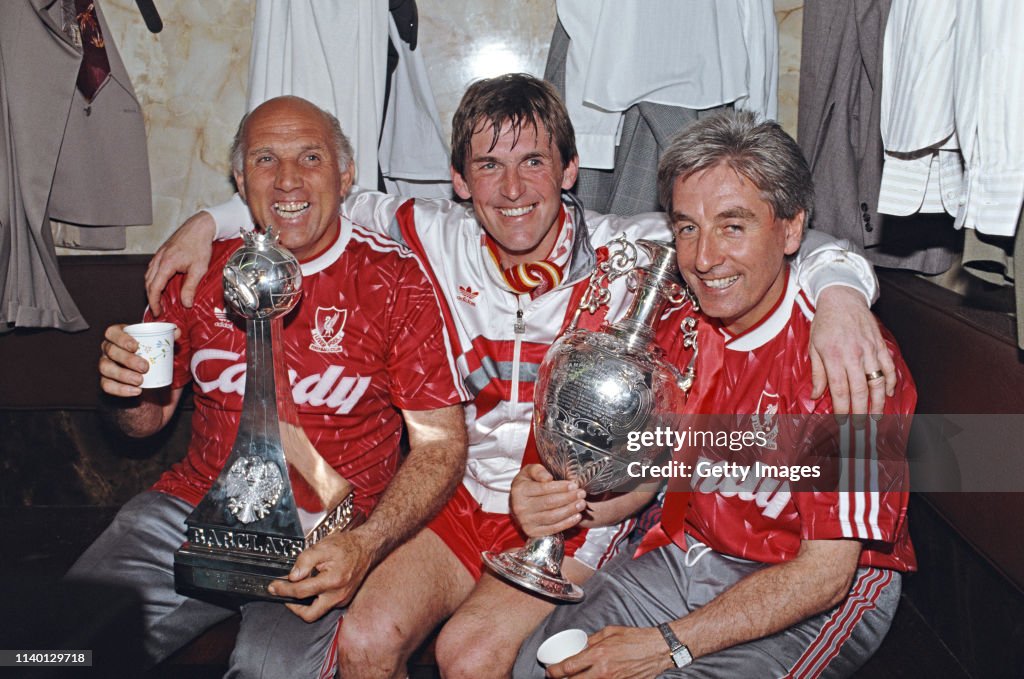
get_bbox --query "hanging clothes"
[957,0,1024,348]
[247,0,389,190]
[247,0,449,198]
[797,0,957,273]
[871,0,1024,341]
[876,0,1024,238]
[378,11,451,199]
[555,0,776,170]
[951,0,1024,238]
[876,0,963,220]
[962,220,1024,350]
[0,0,152,332]
[547,0,774,215]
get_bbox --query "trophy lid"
[223,226,303,319]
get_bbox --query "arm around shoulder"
[794,230,895,415]
[794,229,877,305]
[342,186,406,236]
[144,194,252,314]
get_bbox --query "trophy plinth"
[483,239,696,601]
[485,534,583,600]
[174,227,356,604]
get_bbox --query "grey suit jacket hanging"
[0,0,152,332]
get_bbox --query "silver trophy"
[483,238,698,601]
[174,227,356,603]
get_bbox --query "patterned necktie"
[73,0,111,101]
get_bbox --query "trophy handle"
[567,235,638,332]
[679,316,699,394]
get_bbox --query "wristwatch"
[657,622,693,668]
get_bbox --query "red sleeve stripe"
[787,568,894,678]
[391,200,471,402]
[349,223,416,256]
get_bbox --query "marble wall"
[73,0,805,256]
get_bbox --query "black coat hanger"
[135,0,161,33]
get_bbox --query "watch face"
[671,645,693,668]
[659,623,692,668]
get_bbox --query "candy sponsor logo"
[191,349,370,414]
[693,460,791,519]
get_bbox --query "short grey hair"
[657,111,814,226]
[229,96,355,176]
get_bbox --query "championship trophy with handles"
[174,226,355,603]
[483,238,698,601]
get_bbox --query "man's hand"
[546,626,671,679]
[268,529,378,622]
[144,210,217,315]
[99,324,148,397]
[99,323,181,397]
[510,464,586,538]
[809,286,896,416]
[98,324,183,437]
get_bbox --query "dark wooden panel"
[0,255,150,410]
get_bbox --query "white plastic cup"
[123,322,176,388]
[537,628,588,667]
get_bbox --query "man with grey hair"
[67,95,468,677]
[513,111,917,678]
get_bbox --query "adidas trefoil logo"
[457,285,480,306]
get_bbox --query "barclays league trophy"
[483,238,699,601]
[174,226,356,603]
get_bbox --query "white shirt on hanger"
[247,0,389,190]
[378,15,452,199]
[557,0,777,170]
[952,0,1024,236]
[878,0,1024,236]
[877,0,962,218]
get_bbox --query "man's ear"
[339,161,355,198]
[560,154,580,191]
[783,210,806,256]
[234,171,248,204]
[451,165,471,200]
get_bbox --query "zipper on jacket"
[511,300,525,407]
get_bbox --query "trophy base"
[481,549,584,602]
[174,545,313,605]
[175,493,360,605]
